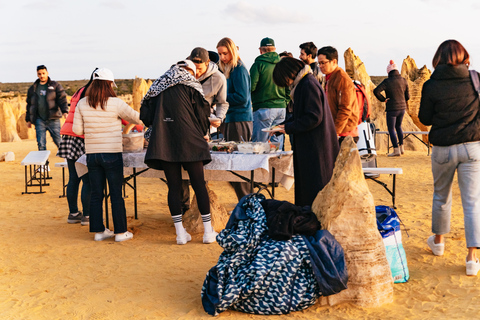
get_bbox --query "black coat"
[284,74,339,207]
[373,70,409,112]
[419,64,480,146]
[26,77,68,123]
[144,84,211,170]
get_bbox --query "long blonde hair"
[216,37,240,79]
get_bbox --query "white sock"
[202,213,213,233]
[172,215,184,235]
[70,212,80,217]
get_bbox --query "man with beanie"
[26,65,68,150]
[373,60,410,156]
[250,37,287,149]
[317,46,359,145]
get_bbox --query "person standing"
[317,46,359,145]
[419,40,480,276]
[216,37,253,201]
[73,68,142,242]
[26,65,68,151]
[299,42,324,85]
[141,60,217,245]
[250,37,287,149]
[374,60,410,157]
[272,57,339,207]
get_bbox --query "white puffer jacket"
[73,97,143,154]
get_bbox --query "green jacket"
[250,52,287,111]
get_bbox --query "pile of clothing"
[201,194,348,316]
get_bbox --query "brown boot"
[388,147,401,157]
[399,144,405,155]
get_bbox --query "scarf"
[289,65,312,103]
[141,64,204,103]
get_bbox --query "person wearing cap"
[373,60,410,157]
[317,46,359,145]
[216,37,253,201]
[180,47,228,214]
[73,68,143,243]
[250,37,287,149]
[140,60,216,245]
[26,65,68,151]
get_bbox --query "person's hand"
[385,98,390,102]
[277,124,286,134]
[63,113,68,119]
[203,135,209,142]
[210,119,222,128]
[26,121,32,128]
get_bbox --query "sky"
[1,0,480,83]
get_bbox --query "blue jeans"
[87,153,127,234]
[67,159,91,216]
[252,108,285,150]
[431,142,480,247]
[34,118,61,151]
[386,110,405,148]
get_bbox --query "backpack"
[353,80,371,124]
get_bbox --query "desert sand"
[1,138,479,320]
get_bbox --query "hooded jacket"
[249,52,287,111]
[197,62,228,120]
[26,77,68,123]
[373,70,410,112]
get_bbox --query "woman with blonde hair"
[216,37,253,200]
[419,40,480,276]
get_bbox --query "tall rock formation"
[0,100,22,142]
[132,77,151,112]
[312,136,393,307]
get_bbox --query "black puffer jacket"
[373,70,409,111]
[26,77,68,123]
[419,64,480,146]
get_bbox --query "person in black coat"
[272,57,339,207]
[373,60,410,157]
[141,60,217,245]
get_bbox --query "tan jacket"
[73,97,143,154]
[326,67,358,136]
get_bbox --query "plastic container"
[122,132,144,153]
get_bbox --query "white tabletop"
[21,150,51,166]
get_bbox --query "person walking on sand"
[73,68,143,242]
[374,60,410,157]
[419,40,480,276]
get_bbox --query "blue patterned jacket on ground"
[201,194,348,316]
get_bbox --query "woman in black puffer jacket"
[373,60,410,156]
[419,39,480,277]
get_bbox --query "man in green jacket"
[250,37,287,149]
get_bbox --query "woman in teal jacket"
[217,37,253,200]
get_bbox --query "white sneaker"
[203,231,218,244]
[115,231,133,242]
[466,258,480,276]
[427,235,445,256]
[94,228,115,241]
[176,228,192,245]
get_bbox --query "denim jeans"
[252,108,285,149]
[34,118,61,150]
[67,159,91,216]
[431,142,480,247]
[87,153,127,234]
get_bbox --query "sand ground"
[1,138,479,320]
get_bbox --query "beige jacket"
[73,97,143,154]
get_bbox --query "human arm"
[55,82,69,114]
[404,80,410,102]
[418,81,434,126]
[373,81,387,102]
[249,62,260,93]
[72,101,84,136]
[25,85,33,126]
[117,99,144,126]
[333,78,357,134]
[227,65,250,107]
[212,73,229,121]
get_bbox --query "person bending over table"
[140,60,217,245]
[73,68,143,242]
[272,57,339,207]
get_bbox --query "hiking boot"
[388,147,401,157]
[67,212,83,224]
[81,216,89,226]
[427,235,444,256]
[115,231,133,242]
[466,258,480,276]
[94,228,115,241]
[203,231,218,244]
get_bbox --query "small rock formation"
[132,77,151,112]
[182,185,230,234]
[312,136,393,308]
[0,100,22,142]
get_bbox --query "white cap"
[93,68,117,87]
[177,60,196,76]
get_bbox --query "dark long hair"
[86,80,116,110]
[272,57,305,87]
[432,40,470,68]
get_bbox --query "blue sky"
[1,0,480,83]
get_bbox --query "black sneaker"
[81,215,89,226]
[67,212,83,224]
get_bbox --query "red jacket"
[60,87,85,138]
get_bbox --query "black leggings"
[386,110,405,148]
[161,161,210,217]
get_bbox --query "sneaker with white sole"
[203,231,218,244]
[67,212,83,224]
[176,229,192,245]
[115,231,133,242]
[94,228,115,241]
[427,235,445,256]
[81,216,89,226]
[466,258,480,276]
